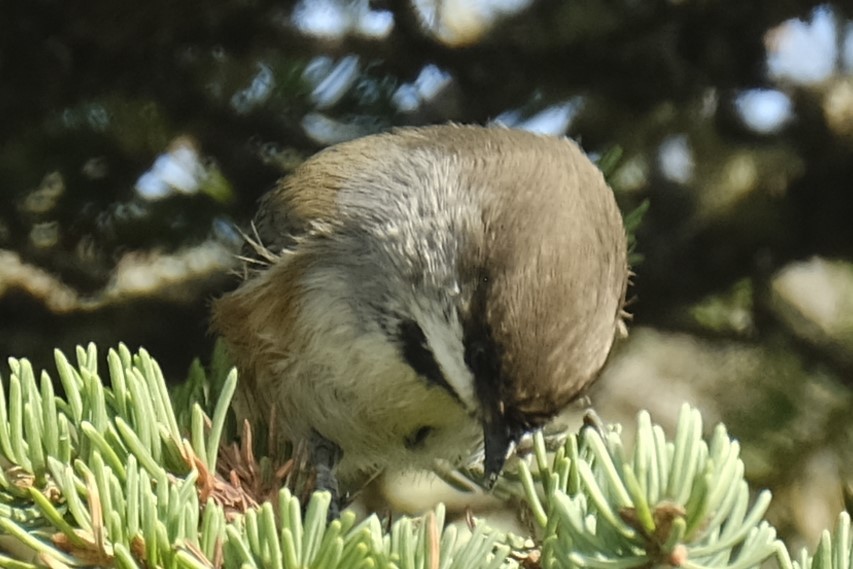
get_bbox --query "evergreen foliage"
[0,344,849,569]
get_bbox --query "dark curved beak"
[465,333,520,488]
[482,410,514,488]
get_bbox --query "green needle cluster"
[519,405,786,569]
[0,344,850,569]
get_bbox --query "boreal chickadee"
[213,124,629,502]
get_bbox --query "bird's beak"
[481,403,514,489]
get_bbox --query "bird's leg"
[308,430,344,518]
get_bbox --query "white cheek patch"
[414,306,478,412]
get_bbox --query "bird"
[212,124,629,505]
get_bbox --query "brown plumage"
[212,124,628,494]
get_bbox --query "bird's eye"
[465,341,488,372]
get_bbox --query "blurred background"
[1,0,851,550]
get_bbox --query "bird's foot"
[308,430,344,519]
